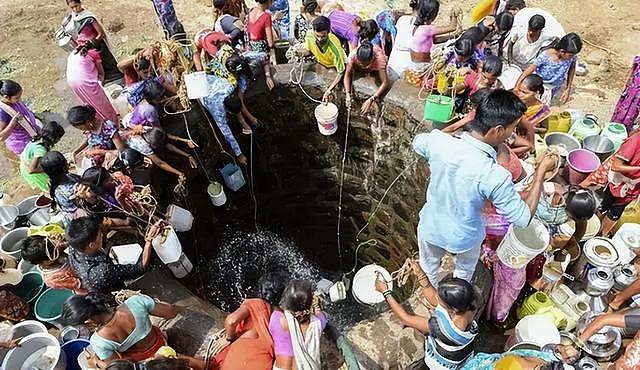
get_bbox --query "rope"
[249,133,258,231]
[336,108,351,271]
[289,58,324,104]
[182,113,213,183]
[390,257,414,288]
[354,157,420,241]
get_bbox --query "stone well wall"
[253,63,431,276]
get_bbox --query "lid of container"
[352,264,393,305]
[583,237,619,267]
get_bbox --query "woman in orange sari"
[208,271,288,370]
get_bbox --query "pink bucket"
[565,149,601,185]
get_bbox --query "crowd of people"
[0,0,640,369]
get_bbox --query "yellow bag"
[470,0,495,24]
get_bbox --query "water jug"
[569,114,601,143]
[548,112,572,133]
[602,123,627,151]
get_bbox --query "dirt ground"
[0,0,638,202]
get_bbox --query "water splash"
[201,229,321,311]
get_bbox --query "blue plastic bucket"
[219,163,246,191]
[61,339,90,370]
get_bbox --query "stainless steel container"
[613,264,637,291]
[585,267,614,296]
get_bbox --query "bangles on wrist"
[382,290,393,299]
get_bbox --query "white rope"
[336,108,351,270]
[289,59,323,104]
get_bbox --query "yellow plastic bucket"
[547,112,572,133]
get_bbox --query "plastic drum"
[352,264,393,305]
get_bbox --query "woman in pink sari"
[67,42,119,124]
[0,80,42,155]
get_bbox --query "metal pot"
[613,264,637,291]
[585,267,614,296]
[583,135,615,162]
[577,357,600,370]
[577,312,622,362]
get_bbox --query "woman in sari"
[19,121,65,192]
[40,151,85,223]
[375,261,479,370]
[246,0,275,56]
[64,0,123,84]
[206,271,288,370]
[611,55,640,131]
[516,33,582,104]
[510,74,549,156]
[67,41,120,124]
[61,293,177,367]
[580,130,640,236]
[0,80,42,155]
[68,105,125,167]
[270,279,327,370]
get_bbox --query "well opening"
[169,80,428,331]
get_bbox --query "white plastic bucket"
[109,244,143,265]
[2,332,66,370]
[184,72,209,100]
[152,227,182,264]
[352,264,393,305]
[497,218,550,268]
[207,182,227,206]
[314,103,339,136]
[497,64,522,90]
[104,84,129,118]
[166,204,194,232]
[514,315,560,347]
[166,252,193,279]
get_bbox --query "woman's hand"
[561,87,572,104]
[237,154,248,166]
[1,338,21,349]
[361,96,375,114]
[145,220,166,242]
[408,259,423,277]
[187,155,198,169]
[322,89,332,103]
[74,184,97,202]
[266,76,275,90]
[184,139,198,149]
[375,277,389,293]
[10,113,23,125]
[555,344,581,364]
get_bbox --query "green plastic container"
[602,123,628,151]
[10,271,44,303]
[35,288,74,327]
[423,94,454,123]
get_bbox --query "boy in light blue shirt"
[413,89,557,284]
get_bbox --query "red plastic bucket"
[566,149,601,185]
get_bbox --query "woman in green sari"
[19,121,65,192]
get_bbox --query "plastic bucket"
[514,315,560,347]
[423,94,454,123]
[314,103,339,136]
[166,252,193,278]
[497,64,522,90]
[497,218,549,268]
[61,339,90,370]
[2,332,66,370]
[0,205,19,230]
[11,320,47,339]
[166,204,194,232]
[35,288,74,328]
[184,71,209,100]
[207,182,227,206]
[220,163,246,191]
[0,227,29,260]
[566,149,601,185]
[152,227,182,264]
[17,195,42,217]
[29,207,52,226]
[10,270,45,303]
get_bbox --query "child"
[19,235,87,294]
[20,121,65,192]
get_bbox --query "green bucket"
[10,271,44,303]
[423,94,454,123]
[35,288,74,326]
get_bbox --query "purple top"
[0,102,41,155]
[328,10,360,46]
[268,311,327,357]
[128,102,159,129]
